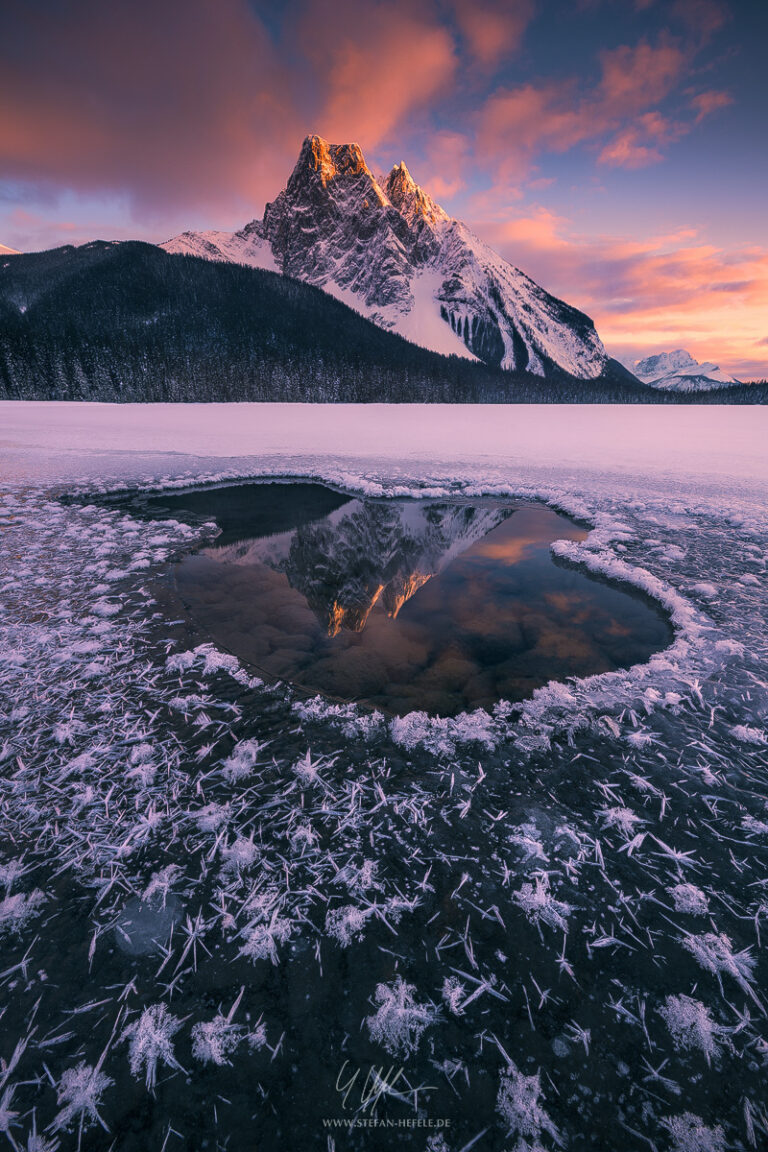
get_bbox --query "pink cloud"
[598,38,685,112]
[473,208,768,378]
[419,131,474,199]
[690,89,734,122]
[475,36,689,178]
[299,1,457,151]
[598,111,688,169]
[449,0,535,67]
[0,0,304,221]
[671,0,729,45]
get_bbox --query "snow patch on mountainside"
[161,135,608,381]
[387,269,478,361]
[632,349,740,392]
[162,227,278,273]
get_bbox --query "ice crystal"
[142,864,181,907]
[599,806,645,836]
[49,1062,113,1135]
[191,1016,242,1066]
[239,913,293,964]
[512,873,571,932]
[325,904,369,947]
[366,977,438,1056]
[0,889,45,937]
[496,1060,562,1147]
[220,836,259,873]
[220,737,264,782]
[681,932,757,998]
[669,884,709,916]
[731,725,766,745]
[442,975,466,1016]
[659,995,726,1066]
[123,1003,183,1090]
[661,1112,726,1152]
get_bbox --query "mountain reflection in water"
[161,483,672,717]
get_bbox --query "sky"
[1,0,766,377]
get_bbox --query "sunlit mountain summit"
[163,134,609,380]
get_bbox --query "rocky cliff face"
[162,135,609,380]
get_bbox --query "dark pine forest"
[1,243,764,404]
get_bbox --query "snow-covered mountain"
[0,244,20,256]
[631,349,740,392]
[163,135,608,379]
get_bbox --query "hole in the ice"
[135,481,674,718]
[114,895,182,956]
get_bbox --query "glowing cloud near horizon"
[0,0,765,375]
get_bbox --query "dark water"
[144,481,673,716]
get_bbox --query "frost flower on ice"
[193,802,230,832]
[496,1060,562,1147]
[191,1015,242,1066]
[191,989,245,1066]
[742,815,768,836]
[442,975,466,1016]
[599,806,646,836]
[325,904,371,947]
[659,995,727,1066]
[142,864,182,908]
[292,748,335,786]
[731,725,766,746]
[366,977,438,1057]
[220,836,259,874]
[661,1112,726,1152]
[220,738,264,782]
[239,911,293,964]
[512,873,571,933]
[49,1062,113,1136]
[669,884,709,916]
[0,890,46,938]
[123,1004,184,1090]
[681,932,758,1002]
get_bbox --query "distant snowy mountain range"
[630,349,741,392]
[0,244,20,256]
[163,135,608,381]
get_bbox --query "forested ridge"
[0,243,764,403]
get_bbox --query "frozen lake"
[1,402,767,1151]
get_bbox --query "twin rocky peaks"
[163,134,609,381]
[297,135,446,226]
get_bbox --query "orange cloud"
[299,1,457,151]
[474,209,768,378]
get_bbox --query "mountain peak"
[294,134,370,186]
[162,133,609,380]
[385,161,447,227]
[632,348,739,392]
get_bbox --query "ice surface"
[1,401,768,1149]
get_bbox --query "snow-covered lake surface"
[1,401,767,1151]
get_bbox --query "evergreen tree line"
[0,242,764,404]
